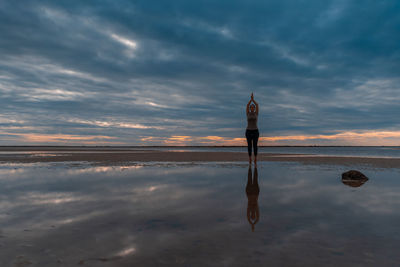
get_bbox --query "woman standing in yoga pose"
[246,93,259,165]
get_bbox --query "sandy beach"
[1,147,400,168]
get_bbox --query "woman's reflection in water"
[246,166,260,232]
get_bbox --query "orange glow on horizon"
[2,130,400,146]
[22,133,115,142]
[141,130,400,146]
[0,131,119,145]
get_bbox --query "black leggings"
[245,129,259,156]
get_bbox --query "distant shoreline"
[0,145,400,149]
[1,149,400,168]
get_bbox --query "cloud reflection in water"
[0,163,400,266]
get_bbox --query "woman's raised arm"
[253,99,259,115]
[246,99,252,114]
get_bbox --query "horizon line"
[0,145,399,148]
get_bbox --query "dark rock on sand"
[342,170,368,180]
[341,170,369,187]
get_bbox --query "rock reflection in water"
[246,166,260,232]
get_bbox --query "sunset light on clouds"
[1,1,400,146]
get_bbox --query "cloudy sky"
[1,0,400,146]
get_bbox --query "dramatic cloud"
[1,0,400,145]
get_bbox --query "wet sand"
[1,148,400,168]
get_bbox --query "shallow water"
[1,162,400,266]
[156,146,400,158]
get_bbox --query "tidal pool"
[1,162,400,266]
